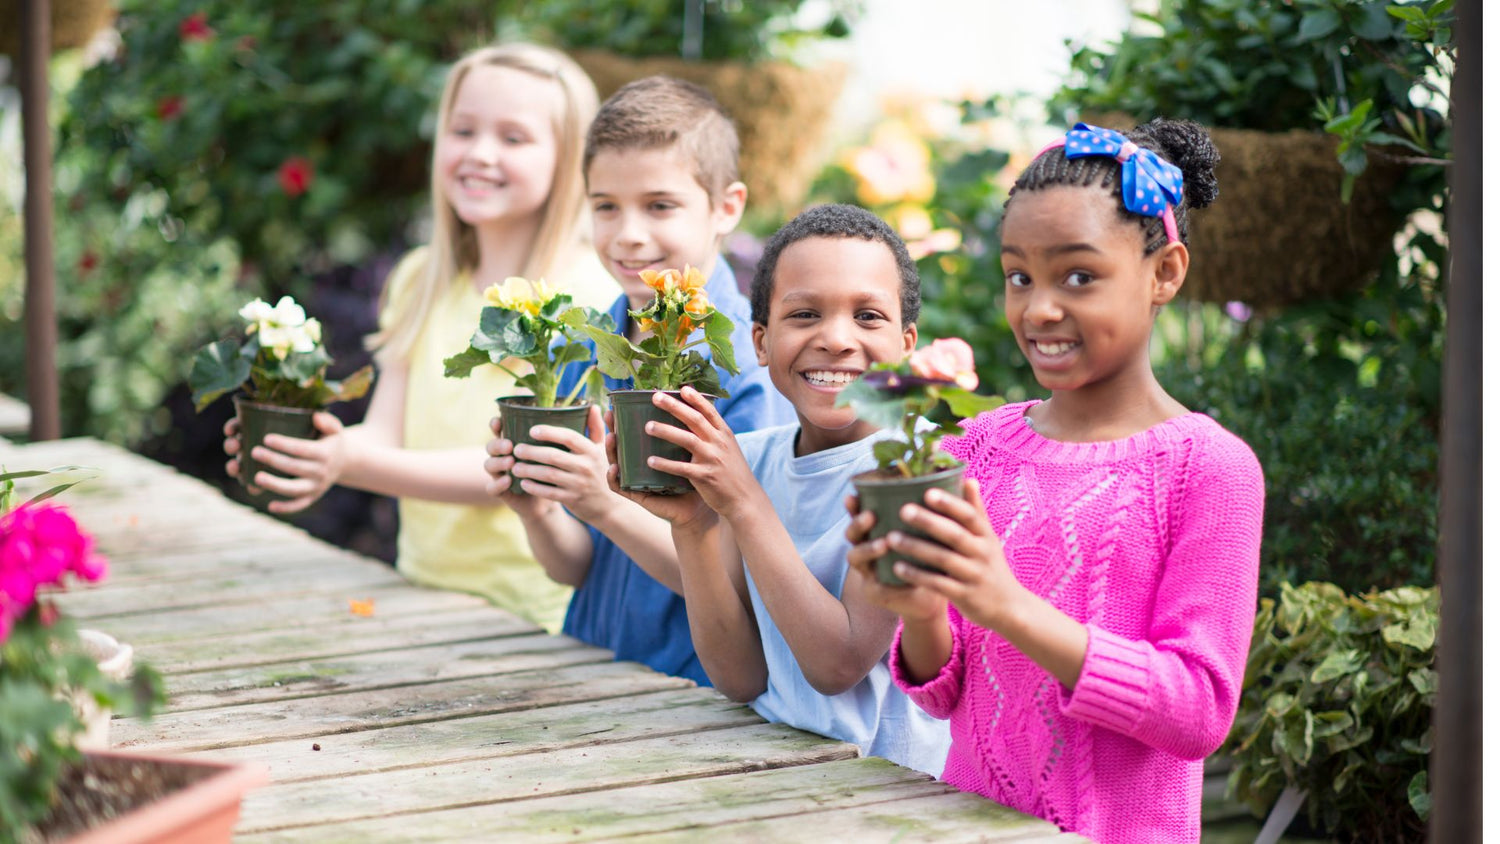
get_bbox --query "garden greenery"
[1226,581,1435,841]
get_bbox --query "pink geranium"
[0,503,106,642]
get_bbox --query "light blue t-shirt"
[737,423,952,778]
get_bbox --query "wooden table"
[2,436,1084,842]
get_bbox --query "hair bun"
[1131,118,1220,210]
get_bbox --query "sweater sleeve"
[889,604,969,720]
[1058,432,1265,760]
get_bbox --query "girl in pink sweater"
[846,118,1263,843]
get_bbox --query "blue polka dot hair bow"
[1038,122,1185,243]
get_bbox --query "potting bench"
[1,435,1084,842]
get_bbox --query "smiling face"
[753,236,917,455]
[587,146,745,307]
[436,64,561,233]
[1001,185,1186,399]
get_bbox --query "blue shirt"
[556,257,795,685]
[737,423,952,777]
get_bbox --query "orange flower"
[674,314,695,346]
[348,597,375,617]
[680,265,707,292]
[639,268,679,295]
[684,290,709,316]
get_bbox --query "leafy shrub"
[512,0,861,62]
[1226,581,1436,841]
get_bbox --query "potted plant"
[836,338,1002,585]
[442,276,615,495]
[188,295,373,498]
[583,265,739,495]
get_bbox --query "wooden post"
[20,0,61,441]
[1429,0,1480,839]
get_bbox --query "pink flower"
[0,503,107,628]
[277,156,314,197]
[910,338,979,391]
[179,12,214,41]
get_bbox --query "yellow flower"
[680,265,707,292]
[639,268,679,296]
[484,277,543,315]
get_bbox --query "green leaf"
[1408,771,1431,820]
[471,307,535,359]
[1382,613,1436,650]
[328,365,374,402]
[1406,666,1437,696]
[583,327,645,382]
[1311,710,1354,738]
[1296,9,1341,41]
[700,310,741,376]
[872,439,911,468]
[938,387,1005,419]
[1310,648,1365,683]
[1265,691,1296,718]
[442,346,491,379]
[189,338,252,411]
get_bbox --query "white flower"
[302,318,322,347]
[239,298,273,331]
[268,296,309,328]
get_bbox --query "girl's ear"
[713,181,749,238]
[1151,241,1190,306]
[902,323,918,357]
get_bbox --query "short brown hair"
[583,75,740,196]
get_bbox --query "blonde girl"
[225,43,618,631]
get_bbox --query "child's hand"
[602,407,718,534]
[490,405,617,522]
[644,386,768,524]
[482,417,555,519]
[235,412,347,514]
[874,479,1022,631]
[844,495,950,624]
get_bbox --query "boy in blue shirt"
[616,204,950,776]
[483,76,793,685]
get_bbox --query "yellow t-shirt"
[377,244,619,632]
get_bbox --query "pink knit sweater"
[891,401,1263,843]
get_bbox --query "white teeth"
[460,176,501,190]
[1034,341,1078,356]
[804,370,856,386]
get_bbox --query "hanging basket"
[1186,128,1407,308]
[570,50,847,218]
[0,0,116,58]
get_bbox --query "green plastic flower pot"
[852,462,967,587]
[233,397,317,501]
[497,395,592,496]
[611,389,692,495]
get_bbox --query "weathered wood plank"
[182,687,761,783]
[160,634,611,711]
[111,661,693,753]
[640,788,1080,843]
[140,605,535,674]
[51,554,407,618]
[70,583,500,646]
[235,757,944,843]
[235,722,859,834]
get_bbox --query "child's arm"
[650,387,904,696]
[490,405,685,594]
[670,516,768,702]
[886,448,1264,759]
[226,360,501,512]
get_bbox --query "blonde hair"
[369,42,600,360]
[583,75,740,198]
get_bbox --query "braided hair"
[1010,118,1221,255]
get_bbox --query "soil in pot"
[611,390,692,495]
[233,397,317,502]
[496,395,592,496]
[852,463,967,587]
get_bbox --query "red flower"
[78,252,99,274]
[155,95,183,120]
[179,12,214,41]
[277,157,314,197]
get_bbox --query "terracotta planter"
[853,463,967,587]
[570,50,847,219]
[73,629,133,750]
[48,752,266,843]
[233,396,316,499]
[610,389,692,495]
[496,395,592,496]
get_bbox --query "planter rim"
[495,395,591,408]
[608,388,682,396]
[76,629,133,678]
[232,396,318,416]
[64,751,268,844]
[852,462,968,489]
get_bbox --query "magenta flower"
[0,503,107,643]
